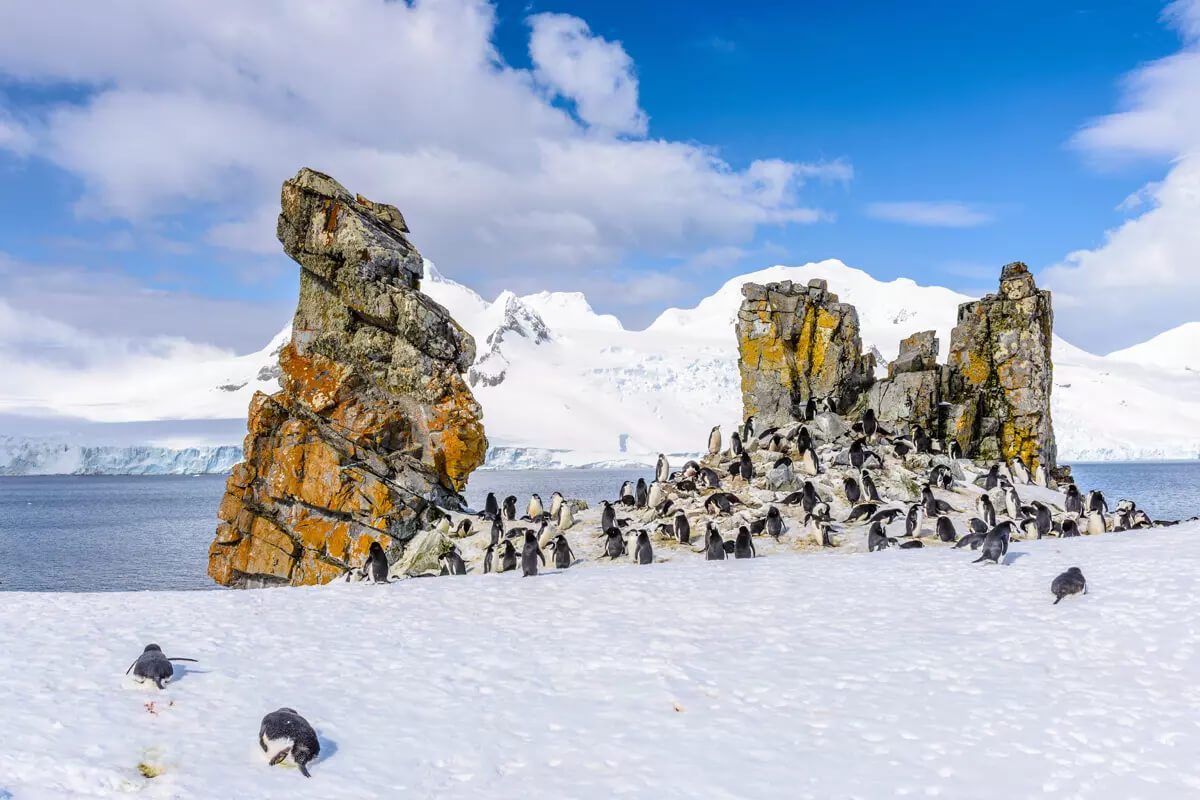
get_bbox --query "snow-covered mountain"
[1,258,1196,474]
[0,436,242,476]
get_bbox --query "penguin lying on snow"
[260,708,321,778]
[1051,567,1087,605]
[126,644,198,690]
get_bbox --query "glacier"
[0,436,243,476]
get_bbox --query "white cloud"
[0,0,843,282]
[865,201,993,228]
[528,13,646,136]
[0,111,33,155]
[1044,0,1200,352]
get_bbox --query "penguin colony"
[127,405,1168,778]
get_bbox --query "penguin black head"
[368,541,386,558]
[144,643,163,653]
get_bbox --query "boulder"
[209,168,487,588]
[737,280,875,428]
[889,330,938,377]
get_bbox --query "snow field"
[1,523,1198,798]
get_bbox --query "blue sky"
[0,0,1197,355]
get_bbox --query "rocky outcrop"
[737,278,875,428]
[210,168,487,588]
[889,330,938,377]
[945,262,1056,471]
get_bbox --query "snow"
[0,435,242,476]
[2,522,1199,798]
[2,258,1198,470]
[1106,321,1200,373]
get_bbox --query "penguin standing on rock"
[635,479,649,509]
[708,426,722,456]
[861,470,881,502]
[439,548,467,575]
[843,476,861,504]
[604,529,626,560]
[936,515,957,543]
[483,492,499,519]
[503,496,517,521]
[765,506,784,539]
[527,493,545,521]
[499,540,518,572]
[977,494,997,528]
[1065,485,1083,515]
[656,454,670,484]
[742,416,755,441]
[730,431,743,456]
[674,511,691,544]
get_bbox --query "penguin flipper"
[298,760,312,778]
[269,746,292,766]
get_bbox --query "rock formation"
[737,278,875,428]
[210,168,487,588]
[741,263,1057,475]
[945,262,1056,471]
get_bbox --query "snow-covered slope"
[2,259,1197,471]
[1106,321,1200,373]
[3,523,1200,797]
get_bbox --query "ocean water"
[0,463,1195,593]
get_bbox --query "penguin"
[634,531,654,565]
[1033,463,1047,487]
[1085,510,1106,536]
[1018,517,1040,541]
[1003,486,1021,521]
[499,540,518,572]
[483,492,499,519]
[734,526,756,559]
[861,408,878,438]
[849,440,867,470]
[363,541,389,584]
[892,438,914,457]
[1064,484,1083,515]
[806,517,834,547]
[799,480,820,514]
[451,519,473,538]
[704,523,726,561]
[704,492,742,515]
[976,494,997,528]
[899,540,924,549]
[949,440,963,460]
[1087,490,1109,514]
[600,500,616,532]
[708,426,722,456]
[698,467,723,489]
[656,453,670,484]
[861,470,881,502]
[635,479,649,509]
[742,415,755,441]
[1051,567,1087,605]
[904,503,924,538]
[730,431,743,457]
[673,511,691,544]
[973,522,1011,565]
[811,501,832,522]
[548,534,574,569]
[983,464,1001,491]
[604,529,626,559]
[548,491,564,522]
[913,426,932,455]
[647,481,665,511]
[1032,501,1053,539]
[439,548,467,576]
[125,644,197,690]
[843,476,861,504]
[738,452,754,481]
[867,521,892,552]
[489,516,504,549]
[765,506,784,539]
[954,531,987,550]
[967,517,989,535]
[804,398,819,421]
[483,544,495,574]
[1132,510,1153,529]
[1010,457,1031,485]
[799,447,820,477]
[1061,517,1082,537]
[845,503,879,523]
[259,708,320,778]
[537,520,556,549]
[558,502,575,530]
[871,507,906,525]
[620,481,634,502]
[922,485,956,515]
[503,495,517,521]
[936,515,957,543]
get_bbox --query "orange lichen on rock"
[208,168,486,588]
